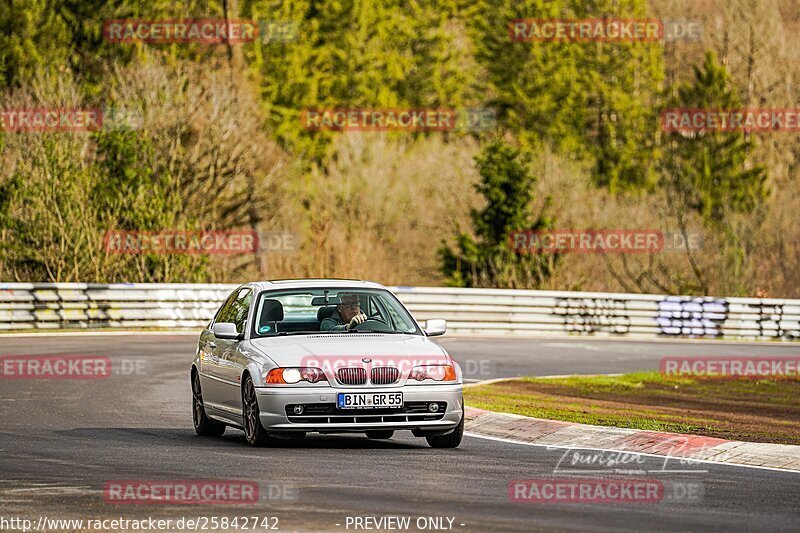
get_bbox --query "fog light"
[428,403,439,413]
[293,405,304,415]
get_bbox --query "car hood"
[249,333,449,368]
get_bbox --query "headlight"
[264,367,327,384]
[282,368,302,383]
[408,365,457,382]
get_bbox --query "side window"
[216,288,253,334]
[367,296,387,323]
[233,289,253,334]
[214,291,240,325]
[384,298,411,331]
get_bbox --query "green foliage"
[467,0,663,192]
[92,130,174,230]
[0,170,20,259]
[0,133,97,280]
[243,0,478,159]
[86,112,248,282]
[0,0,72,88]
[0,0,788,294]
[661,52,768,284]
[572,0,664,192]
[0,0,238,90]
[663,52,768,226]
[0,128,212,283]
[440,139,556,288]
[466,0,579,147]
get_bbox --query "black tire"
[242,375,271,447]
[426,407,464,449]
[365,430,395,439]
[192,371,225,437]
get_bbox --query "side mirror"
[213,322,241,340]
[424,319,447,337]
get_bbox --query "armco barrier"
[0,283,798,341]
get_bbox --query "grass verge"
[464,372,800,445]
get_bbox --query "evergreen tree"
[242,0,477,159]
[573,0,663,192]
[468,0,663,192]
[440,139,556,288]
[661,51,768,287]
[663,51,767,225]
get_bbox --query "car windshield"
[251,287,421,338]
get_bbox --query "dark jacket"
[320,309,348,331]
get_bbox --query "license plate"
[337,392,403,409]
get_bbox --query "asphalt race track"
[0,333,799,532]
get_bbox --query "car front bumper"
[254,384,463,433]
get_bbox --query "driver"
[320,292,368,331]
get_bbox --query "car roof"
[247,279,388,292]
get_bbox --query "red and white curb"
[465,407,800,472]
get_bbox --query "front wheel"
[242,375,271,447]
[192,371,225,437]
[426,407,464,449]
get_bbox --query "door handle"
[207,342,217,349]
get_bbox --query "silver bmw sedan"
[191,279,464,447]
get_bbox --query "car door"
[217,287,254,412]
[199,289,240,411]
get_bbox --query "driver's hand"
[346,313,367,330]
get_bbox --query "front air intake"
[370,366,399,385]
[337,367,367,385]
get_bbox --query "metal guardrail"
[0,283,798,340]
